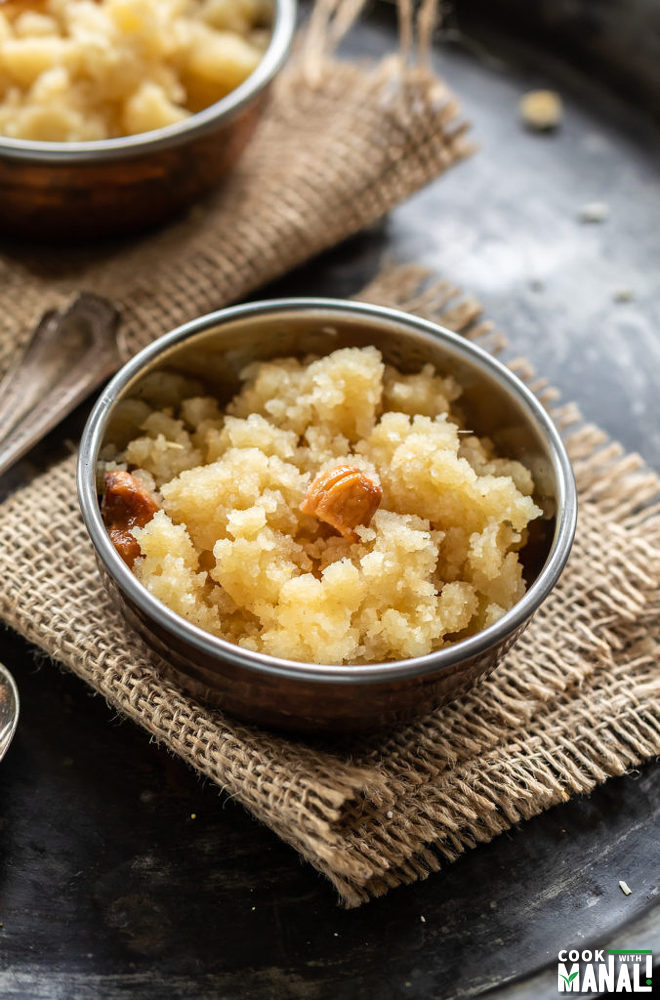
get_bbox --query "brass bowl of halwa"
[78,299,577,733]
[0,0,295,238]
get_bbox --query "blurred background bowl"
[0,0,296,241]
[78,298,577,733]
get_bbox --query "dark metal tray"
[0,5,658,997]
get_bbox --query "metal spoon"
[0,293,121,479]
[0,661,19,762]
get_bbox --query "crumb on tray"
[519,90,562,131]
[579,201,610,223]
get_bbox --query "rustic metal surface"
[0,7,658,998]
[458,0,660,118]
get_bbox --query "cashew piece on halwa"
[102,469,159,567]
[300,465,382,541]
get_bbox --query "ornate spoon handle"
[0,293,121,478]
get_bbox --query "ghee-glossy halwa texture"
[108,347,542,664]
[0,0,270,141]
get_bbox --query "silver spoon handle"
[0,293,121,478]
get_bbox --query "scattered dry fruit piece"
[613,288,634,303]
[102,469,158,567]
[579,201,609,223]
[300,465,382,541]
[519,89,562,131]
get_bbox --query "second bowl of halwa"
[78,299,577,732]
[0,0,296,237]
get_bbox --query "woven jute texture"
[1,262,659,906]
[0,2,659,907]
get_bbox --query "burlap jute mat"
[0,2,658,906]
[0,261,658,906]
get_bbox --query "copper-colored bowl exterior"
[78,299,577,734]
[0,0,295,240]
[0,97,267,239]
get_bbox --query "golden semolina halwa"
[0,0,271,141]
[107,346,543,664]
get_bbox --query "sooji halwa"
[101,347,542,665]
[0,0,271,141]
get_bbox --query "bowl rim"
[0,661,20,763]
[78,297,578,685]
[0,0,297,163]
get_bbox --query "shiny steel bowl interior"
[0,0,296,240]
[78,299,577,733]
